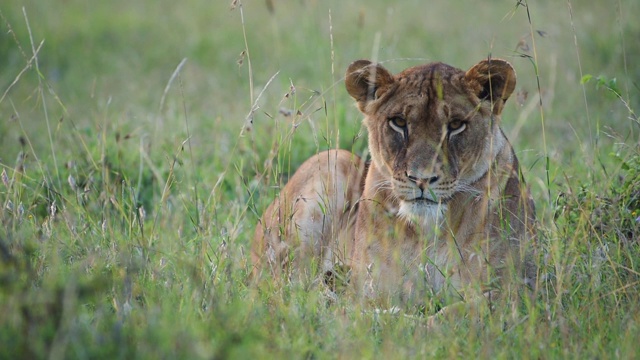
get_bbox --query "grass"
[1,0,639,358]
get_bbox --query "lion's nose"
[406,172,439,190]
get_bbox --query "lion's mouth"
[408,197,448,205]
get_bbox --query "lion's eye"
[390,117,406,128]
[448,119,467,137]
[388,117,408,138]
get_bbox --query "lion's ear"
[465,58,516,115]
[345,60,394,110]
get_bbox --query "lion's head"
[345,58,516,223]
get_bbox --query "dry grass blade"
[0,39,44,105]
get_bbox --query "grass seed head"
[1,169,8,187]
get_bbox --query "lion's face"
[345,59,516,221]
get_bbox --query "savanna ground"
[1,0,639,358]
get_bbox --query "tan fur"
[254,58,536,314]
[252,149,365,279]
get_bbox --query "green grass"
[1,0,639,358]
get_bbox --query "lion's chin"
[398,200,447,231]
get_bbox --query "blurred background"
[2,1,637,175]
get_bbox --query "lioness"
[253,57,536,316]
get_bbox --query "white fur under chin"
[398,201,447,232]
